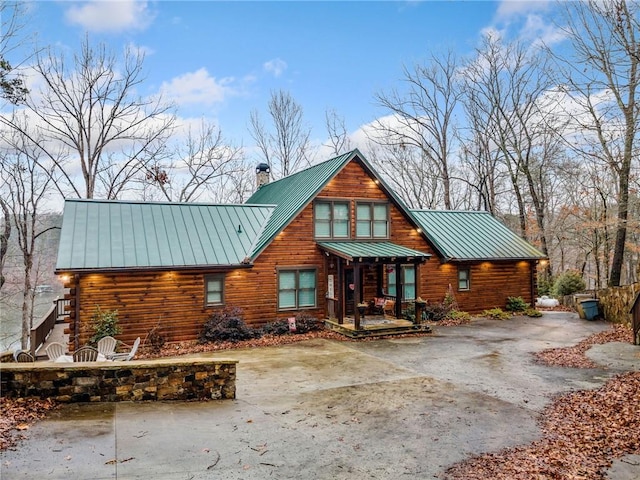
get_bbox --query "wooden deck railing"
[29,298,70,356]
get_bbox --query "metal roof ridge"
[64,198,277,208]
[246,206,277,263]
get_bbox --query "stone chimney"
[256,162,270,188]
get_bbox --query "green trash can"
[580,299,599,320]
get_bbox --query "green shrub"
[552,270,586,297]
[446,310,471,322]
[505,296,530,312]
[537,276,553,296]
[89,306,121,345]
[199,306,257,343]
[482,308,511,320]
[525,308,543,318]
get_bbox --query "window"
[205,274,225,305]
[458,268,470,291]
[386,265,416,301]
[278,268,317,310]
[356,202,388,238]
[314,201,350,239]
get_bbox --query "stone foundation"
[0,357,237,402]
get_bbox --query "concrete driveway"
[1,312,638,479]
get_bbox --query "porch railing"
[29,298,70,356]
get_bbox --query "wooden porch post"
[337,258,343,324]
[354,261,361,330]
[394,261,402,318]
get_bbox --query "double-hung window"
[205,273,225,306]
[278,268,317,310]
[356,202,389,238]
[314,201,350,239]
[458,267,470,291]
[386,265,416,301]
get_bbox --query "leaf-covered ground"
[534,323,633,368]
[446,323,639,479]
[0,397,58,451]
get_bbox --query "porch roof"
[317,241,431,263]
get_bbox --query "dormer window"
[356,202,389,238]
[314,201,350,239]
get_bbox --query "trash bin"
[580,299,599,320]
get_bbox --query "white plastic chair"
[109,337,140,361]
[97,336,118,357]
[45,342,67,361]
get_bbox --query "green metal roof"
[317,241,431,263]
[56,199,275,271]
[245,149,417,259]
[245,150,356,257]
[410,210,546,261]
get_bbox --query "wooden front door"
[344,267,363,315]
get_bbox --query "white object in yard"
[536,295,559,308]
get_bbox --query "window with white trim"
[278,268,317,310]
[314,201,350,239]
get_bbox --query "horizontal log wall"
[422,261,536,313]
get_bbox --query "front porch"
[325,314,432,338]
[318,241,431,334]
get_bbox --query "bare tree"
[325,108,352,156]
[0,1,28,105]
[143,120,244,203]
[1,36,175,200]
[249,90,312,179]
[367,142,442,209]
[0,123,54,349]
[552,0,640,286]
[371,51,461,209]
[461,35,561,276]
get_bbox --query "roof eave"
[55,263,254,275]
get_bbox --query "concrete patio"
[1,311,638,479]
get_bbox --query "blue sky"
[13,0,561,156]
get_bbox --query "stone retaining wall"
[597,283,638,325]
[0,357,237,402]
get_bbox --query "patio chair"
[13,350,34,362]
[109,337,140,361]
[45,342,67,361]
[73,346,99,362]
[97,336,118,358]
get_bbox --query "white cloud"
[65,0,155,33]
[496,0,550,19]
[263,58,287,78]
[520,13,566,47]
[126,42,155,58]
[160,68,236,106]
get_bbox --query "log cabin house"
[55,149,546,348]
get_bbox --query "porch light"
[374,179,379,185]
[416,228,422,233]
